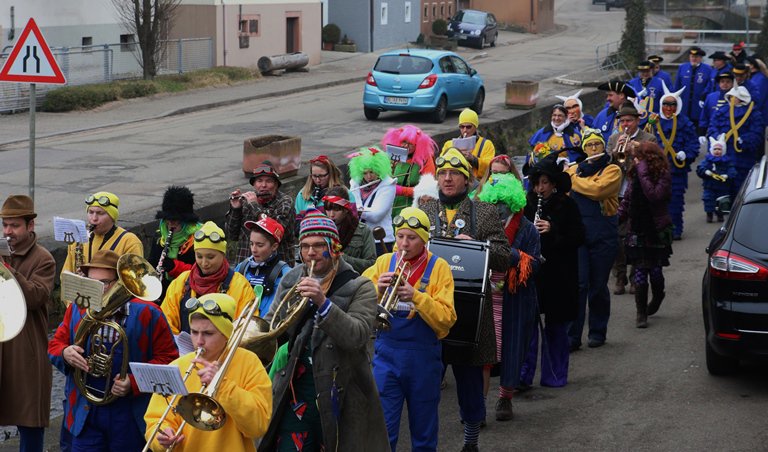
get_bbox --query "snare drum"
[427,237,490,346]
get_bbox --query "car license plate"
[384,96,408,105]
[458,35,468,40]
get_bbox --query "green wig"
[476,173,527,213]
[349,146,392,184]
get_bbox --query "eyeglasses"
[185,297,233,321]
[436,156,467,169]
[85,195,116,208]
[194,229,225,243]
[459,124,475,130]
[393,215,429,231]
[299,242,328,253]
[662,102,677,107]
[311,173,329,179]
[584,142,603,149]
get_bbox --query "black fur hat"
[155,186,199,223]
[526,154,572,194]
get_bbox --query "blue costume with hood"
[696,151,736,214]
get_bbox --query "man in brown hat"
[226,163,296,266]
[607,104,657,296]
[49,249,178,451]
[0,195,56,452]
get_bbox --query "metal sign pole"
[29,82,36,201]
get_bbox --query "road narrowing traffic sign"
[0,17,66,84]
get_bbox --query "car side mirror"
[715,195,731,215]
[470,68,477,76]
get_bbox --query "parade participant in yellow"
[144,293,272,451]
[441,108,496,179]
[161,221,254,334]
[62,191,143,276]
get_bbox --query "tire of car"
[477,36,486,50]
[472,89,485,115]
[364,107,380,120]
[431,96,448,123]
[705,339,738,375]
[490,33,497,47]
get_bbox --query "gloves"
[676,151,686,161]
[698,136,707,146]
[705,169,713,176]
[738,137,743,144]
[698,100,705,108]
[722,174,728,180]
[159,258,177,274]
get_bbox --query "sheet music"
[174,332,194,356]
[385,144,409,163]
[61,271,104,312]
[0,238,10,257]
[53,217,89,244]
[129,362,189,396]
[452,136,477,152]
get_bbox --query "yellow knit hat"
[437,148,471,179]
[188,293,236,339]
[85,192,120,222]
[193,221,227,254]
[394,207,431,244]
[458,108,479,128]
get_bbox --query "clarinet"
[156,230,174,280]
[534,194,544,224]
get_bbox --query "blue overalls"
[373,254,441,452]
[567,185,618,347]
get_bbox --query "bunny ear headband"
[709,134,726,153]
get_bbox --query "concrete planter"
[322,42,335,51]
[505,80,539,109]
[334,43,357,52]
[243,135,301,178]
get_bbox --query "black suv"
[702,156,768,375]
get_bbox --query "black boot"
[635,285,648,328]
[648,280,666,316]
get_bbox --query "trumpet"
[375,251,410,331]
[142,347,205,452]
[613,128,630,165]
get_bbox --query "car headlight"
[471,29,481,36]
[447,24,453,31]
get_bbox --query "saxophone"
[75,224,96,274]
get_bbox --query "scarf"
[243,253,278,287]
[551,119,571,137]
[504,212,534,294]
[189,259,230,295]
[576,152,611,177]
[159,221,200,259]
[359,180,380,201]
[438,189,468,208]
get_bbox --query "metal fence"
[0,38,213,113]
[644,28,760,54]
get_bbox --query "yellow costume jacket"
[442,134,496,180]
[61,226,143,276]
[566,163,622,216]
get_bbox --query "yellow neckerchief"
[655,115,685,169]
[725,99,754,152]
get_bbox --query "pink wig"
[380,124,437,168]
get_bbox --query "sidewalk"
[0,30,534,147]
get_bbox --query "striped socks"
[464,421,481,446]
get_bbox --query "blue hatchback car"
[363,49,485,123]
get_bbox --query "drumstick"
[372,227,389,253]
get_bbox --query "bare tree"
[112,0,181,79]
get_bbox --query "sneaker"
[587,338,605,348]
[706,212,713,223]
[495,397,514,421]
[461,444,479,452]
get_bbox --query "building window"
[239,15,260,37]
[82,36,92,47]
[405,2,411,23]
[381,2,388,25]
[448,4,452,16]
[440,4,444,17]
[432,3,436,18]
[119,34,135,52]
[423,4,429,22]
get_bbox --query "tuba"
[173,261,316,432]
[72,254,162,405]
[0,262,27,343]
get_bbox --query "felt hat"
[647,55,663,63]
[437,148,471,179]
[86,192,120,222]
[581,128,605,149]
[249,163,281,187]
[715,71,735,82]
[597,80,635,98]
[188,293,236,339]
[616,103,641,118]
[0,195,37,219]
[244,217,285,244]
[299,208,341,256]
[155,186,199,223]
[81,250,119,272]
[527,153,571,194]
[689,46,706,57]
[710,51,729,61]
[732,63,749,75]
[193,221,227,254]
[394,207,431,244]
[636,61,652,71]
[458,108,479,128]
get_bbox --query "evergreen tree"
[757,7,768,59]
[619,0,647,69]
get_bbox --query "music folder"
[130,362,189,396]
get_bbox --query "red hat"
[244,216,285,243]
[733,42,744,51]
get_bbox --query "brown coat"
[0,232,55,427]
